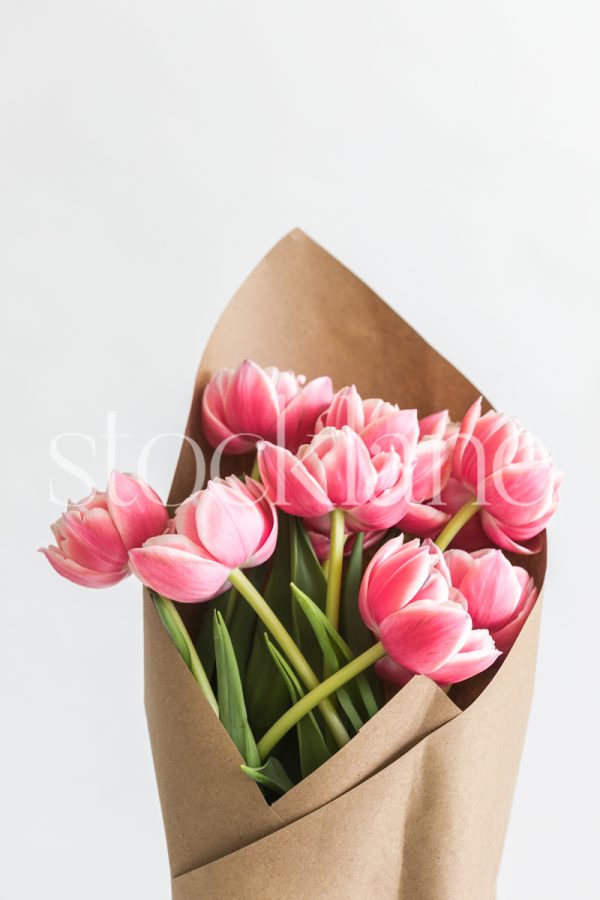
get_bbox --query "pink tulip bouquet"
[42,357,559,794]
[41,233,560,898]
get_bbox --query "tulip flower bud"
[201,359,333,455]
[453,398,562,553]
[129,476,277,602]
[316,386,419,531]
[40,472,169,588]
[359,535,500,686]
[257,426,378,519]
[444,548,538,653]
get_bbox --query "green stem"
[152,593,219,716]
[228,567,350,749]
[325,509,345,628]
[435,498,480,551]
[258,641,386,760]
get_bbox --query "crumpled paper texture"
[144,230,545,899]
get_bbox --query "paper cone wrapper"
[144,231,546,899]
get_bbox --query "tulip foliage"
[41,359,561,796]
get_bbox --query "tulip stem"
[228,567,350,749]
[435,499,480,551]
[257,641,386,760]
[325,509,345,629]
[152,593,219,716]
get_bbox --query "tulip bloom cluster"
[42,359,560,792]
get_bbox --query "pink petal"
[40,546,128,588]
[359,540,432,630]
[361,409,419,457]
[107,472,169,551]
[371,449,403,492]
[59,508,128,570]
[412,438,452,502]
[347,459,411,531]
[129,535,230,602]
[272,369,301,409]
[319,427,377,508]
[68,489,109,512]
[482,463,554,526]
[258,441,333,518]
[195,477,269,569]
[379,599,472,674]
[201,369,255,454]
[374,656,413,687]
[492,577,538,653]
[443,549,474,589]
[419,410,449,439]
[398,502,450,537]
[226,359,280,439]
[453,397,482,482]
[460,413,519,489]
[174,493,202,544]
[429,629,501,684]
[320,385,365,432]
[456,549,522,631]
[479,511,540,555]
[240,477,278,567]
[412,570,452,605]
[281,376,333,452]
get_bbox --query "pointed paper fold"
[145,230,546,899]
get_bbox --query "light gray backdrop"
[1,2,598,898]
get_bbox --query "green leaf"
[290,583,362,732]
[290,517,327,606]
[194,588,232,680]
[291,582,379,722]
[340,533,369,651]
[241,757,294,796]
[340,533,384,708]
[264,635,331,778]
[213,611,260,767]
[152,592,192,669]
[227,584,259,681]
[290,518,328,674]
[245,512,293,736]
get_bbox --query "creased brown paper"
[144,230,545,899]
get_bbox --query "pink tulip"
[453,398,562,553]
[257,426,378,519]
[40,472,169,588]
[359,535,500,685]
[316,386,417,529]
[317,386,419,456]
[444,548,538,653]
[397,410,457,536]
[129,476,277,602]
[201,359,333,454]
[376,626,500,687]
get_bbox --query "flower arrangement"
[41,232,560,898]
[42,356,559,794]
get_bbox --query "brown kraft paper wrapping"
[144,230,546,899]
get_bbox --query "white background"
[1,2,598,898]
